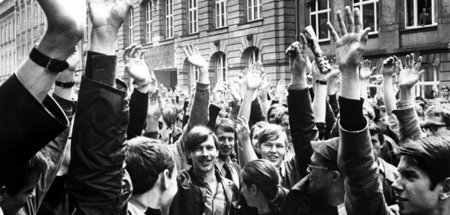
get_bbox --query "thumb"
[418,70,425,78]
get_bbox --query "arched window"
[248,49,261,67]
[217,54,228,82]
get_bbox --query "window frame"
[128,8,134,45]
[353,0,379,34]
[166,0,174,39]
[309,0,330,42]
[247,0,262,22]
[190,64,200,85]
[217,54,228,82]
[188,0,199,34]
[248,49,261,67]
[404,0,436,29]
[145,1,152,43]
[215,0,227,28]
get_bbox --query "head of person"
[214,118,236,160]
[440,86,449,97]
[250,121,269,156]
[308,138,344,204]
[363,101,380,124]
[267,104,285,124]
[422,103,450,136]
[392,136,450,215]
[125,137,178,209]
[0,153,46,215]
[241,159,286,213]
[369,123,385,161]
[275,109,291,143]
[184,126,219,175]
[159,106,178,143]
[257,124,287,168]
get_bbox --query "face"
[216,128,235,158]
[371,134,381,161]
[422,114,450,136]
[189,135,218,175]
[260,134,286,168]
[307,153,333,199]
[392,156,441,215]
[281,114,291,143]
[0,177,38,215]
[268,107,283,124]
[159,117,172,143]
[160,167,179,208]
[251,127,262,154]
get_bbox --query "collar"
[0,206,3,215]
[188,167,223,187]
[279,161,286,178]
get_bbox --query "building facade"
[0,0,47,84]
[295,0,450,98]
[117,0,297,90]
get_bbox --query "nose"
[270,144,277,152]
[201,147,208,155]
[392,178,403,193]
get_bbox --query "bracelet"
[55,81,75,88]
[29,47,69,73]
[134,82,149,90]
[315,80,327,85]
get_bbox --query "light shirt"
[337,203,347,215]
[127,202,146,215]
[0,206,3,215]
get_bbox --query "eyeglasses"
[307,164,329,173]
[421,124,448,133]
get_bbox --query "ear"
[330,170,342,182]
[439,177,450,200]
[250,184,258,196]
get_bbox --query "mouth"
[395,196,408,203]
[199,159,213,166]
[220,146,232,152]
[266,154,279,161]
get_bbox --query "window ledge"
[400,25,438,34]
[207,26,229,33]
[318,39,330,45]
[238,19,263,26]
[181,32,200,39]
[368,32,379,39]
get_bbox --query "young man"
[169,126,239,215]
[214,118,241,188]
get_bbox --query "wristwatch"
[55,80,75,88]
[30,47,69,73]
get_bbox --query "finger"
[418,70,425,78]
[130,45,140,58]
[396,58,403,72]
[327,22,339,42]
[371,67,377,75]
[416,56,423,67]
[360,27,371,44]
[345,6,354,33]
[410,53,415,66]
[299,33,308,47]
[182,47,190,57]
[186,44,193,56]
[194,45,201,56]
[354,7,362,32]
[336,11,347,35]
[123,44,135,58]
[405,54,411,68]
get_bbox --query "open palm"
[245,62,263,90]
[399,54,424,88]
[183,44,207,69]
[88,0,131,29]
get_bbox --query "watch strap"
[30,47,69,73]
[55,81,75,88]
[315,80,328,85]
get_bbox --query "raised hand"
[123,44,152,86]
[327,6,371,70]
[312,59,341,82]
[183,44,208,69]
[147,89,163,120]
[88,0,131,30]
[212,82,227,108]
[229,82,242,103]
[286,34,311,81]
[380,56,396,77]
[360,59,376,80]
[398,53,424,89]
[245,61,264,90]
[236,117,251,144]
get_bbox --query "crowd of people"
[1,0,450,215]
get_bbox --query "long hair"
[241,159,286,212]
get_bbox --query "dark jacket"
[0,74,69,186]
[169,168,239,215]
[66,52,132,215]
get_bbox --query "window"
[248,49,261,67]
[217,54,227,82]
[215,0,227,28]
[189,0,198,34]
[128,8,134,45]
[145,2,152,43]
[354,0,378,33]
[310,0,330,41]
[405,0,435,28]
[191,64,199,83]
[27,5,31,29]
[166,0,174,38]
[247,0,262,21]
[34,3,38,27]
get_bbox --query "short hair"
[267,104,286,121]
[251,121,269,139]
[4,152,47,196]
[274,108,289,125]
[162,106,178,129]
[257,124,286,147]
[242,160,285,212]
[183,126,219,165]
[369,122,385,145]
[397,136,450,189]
[425,103,450,125]
[126,137,175,195]
[214,118,236,134]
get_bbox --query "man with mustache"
[169,126,239,215]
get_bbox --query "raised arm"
[0,0,83,186]
[392,54,424,142]
[328,6,390,215]
[286,35,317,178]
[66,0,132,214]
[381,57,397,115]
[238,62,263,121]
[236,117,258,168]
[359,60,376,99]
